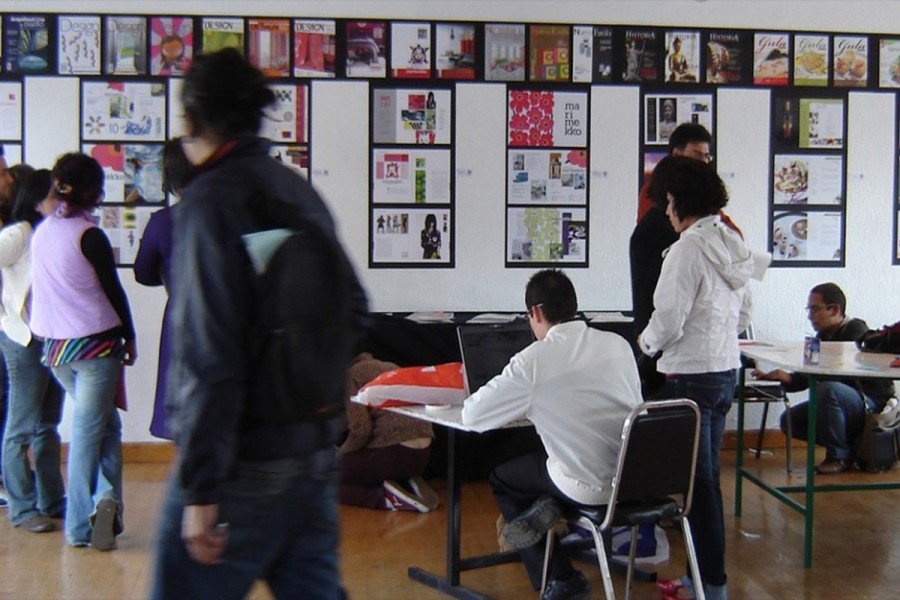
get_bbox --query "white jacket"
[0,221,34,347]
[639,214,760,374]
[461,320,642,505]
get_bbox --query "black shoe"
[541,570,590,600]
[501,496,563,550]
[815,458,853,475]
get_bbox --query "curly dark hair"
[525,269,578,324]
[50,152,105,210]
[182,48,276,139]
[651,155,728,219]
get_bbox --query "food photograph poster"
[507,207,588,265]
[372,207,451,265]
[773,154,843,205]
[81,80,166,142]
[507,149,587,204]
[772,210,842,263]
[373,148,450,204]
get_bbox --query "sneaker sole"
[407,476,440,510]
[90,499,117,551]
[383,481,430,513]
[502,498,562,550]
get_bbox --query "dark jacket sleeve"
[80,228,135,341]
[133,209,167,287]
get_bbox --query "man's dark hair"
[182,48,276,139]
[811,282,847,316]
[162,138,192,196]
[525,269,578,324]
[667,123,712,154]
[653,155,728,219]
[12,168,51,227]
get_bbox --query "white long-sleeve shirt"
[461,320,642,505]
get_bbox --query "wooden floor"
[2,448,900,599]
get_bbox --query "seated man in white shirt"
[461,269,642,600]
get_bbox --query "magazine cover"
[82,81,166,142]
[507,149,587,204]
[705,30,743,84]
[794,35,828,87]
[772,211,842,262]
[372,207,451,264]
[753,32,790,86]
[104,16,147,75]
[84,143,165,204]
[0,81,23,140]
[622,29,659,83]
[98,205,156,265]
[3,14,52,74]
[508,89,588,148]
[484,23,525,82]
[58,15,100,75]
[202,17,244,55]
[529,25,569,82]
[644,93,713,145]
[150,17,192,76]
[294,19,336,78]
[879,39,900,88]
[833,35,868,88]
[435,23,475,80]
[665,30,700,83]
[248,18,290,78]
[507,207,587,264]
[572,26,593,83]
[391,22,431,79]
[372,148,451,204]
[260,84,307,143]
[372,88,452,145]
[592,27,614,83]
[345,21,386,78]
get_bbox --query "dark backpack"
[857,321,900,354]
[242,222,357,424]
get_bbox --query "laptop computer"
[456,322,535,396]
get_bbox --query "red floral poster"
[507,90,587,147]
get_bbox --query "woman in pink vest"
[30,153,137,551]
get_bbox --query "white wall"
[6,1,900,441]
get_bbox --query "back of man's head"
[525,269,578,324]
[810,282,847,316]
[668,123,712,154]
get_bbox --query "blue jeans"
[152,449,344,600]
[660,369,736,590]
[782,381,875,461]
[0,333,65,525]
[51,356,123,546]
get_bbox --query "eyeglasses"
[805,304,834,314]
[526,303,543,318]
[687,150,714,163]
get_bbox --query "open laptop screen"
[456,322,534,395]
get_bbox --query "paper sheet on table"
[584,311,631,323]
[466,313,522,324]
[406,311,455,323]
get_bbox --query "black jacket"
[166,137,368,505]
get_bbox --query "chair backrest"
[601,399,701,529]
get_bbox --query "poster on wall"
[372,207,451,264]
[753,32,789,86]
[1,144,21,165]
[529,25,570,82]
[372,148,451,204]
[773,154,843,205]
[293,19,336,78]
[772,210,842,263]
[58,15,101,75]
[435,23,475,80]
[372,88,452,145]
[704,30,744,84]
[201,17,244,55]
[642,150,667,188]
[793,34,828,87]
[507,149,587,204]
[149,17,192,76]
[3,14,53,74]
[621,28,659,83]
[833,35,868,88]
[84,143,166,204]
[484,23,525,82]
[664,30,700,83]
[507,207,588,265]
[507,89,588,148]
[571,26,593,83]
[644,93,713,145]
[82,81,166,142]
[799,97,844,148]
[879,38,900,88]
[345,20,386,78]
[0,81,23,140]
[260,83,307,143]
[104,16,147,75]
[248,18,290,78]
[98,205,157,266]
[391,22,432,79]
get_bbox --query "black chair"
[540,399,704,600]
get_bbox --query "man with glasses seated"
[753,282,895,474]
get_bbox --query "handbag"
[856,321,900,354]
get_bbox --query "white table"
[735,340,900,567]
